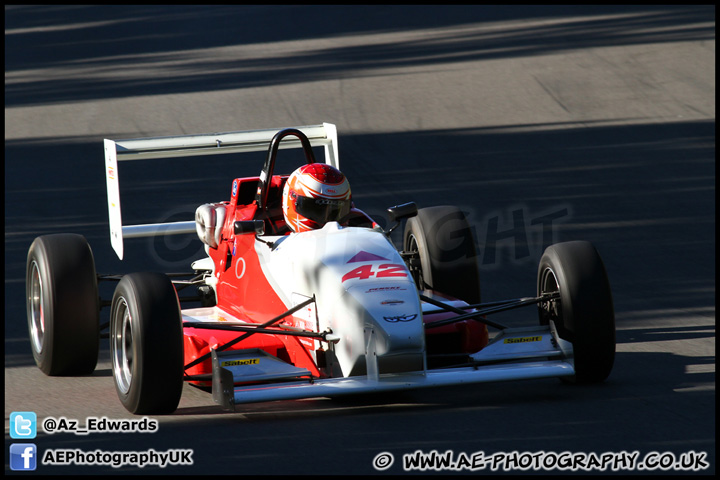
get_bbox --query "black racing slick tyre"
[26,234,100,375]
[403,206,481,304]
[110,272,184,414]
[537,241,615,383]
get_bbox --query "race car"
[26,123,615,414]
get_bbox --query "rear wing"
[103,122,339,260]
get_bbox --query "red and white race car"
[26,124,615,414]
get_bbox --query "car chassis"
[26,123,615,414]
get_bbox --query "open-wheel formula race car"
[26,123,615,414]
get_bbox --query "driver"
[282,163,353,233]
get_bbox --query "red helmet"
[282,163,351,233]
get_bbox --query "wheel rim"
[540,267,562,323]
[29,261,45,354]
[111,297,134,394]
[406,233,424,289]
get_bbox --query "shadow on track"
[5,5,714,107]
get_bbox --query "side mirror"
[234,220,265,236]
[385,202,417,235]
[387,202,418,222]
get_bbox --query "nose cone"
[271,225,427,376]
[344,283,425,375]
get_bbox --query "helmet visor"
[295,195,351,225]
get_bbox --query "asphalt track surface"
[5,5,715,475]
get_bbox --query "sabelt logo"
[504,336,542,344]
[383,314,417,323]
[221,358,260,366]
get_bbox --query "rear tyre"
[403,206,481,304]
[537,241,615,383]
[110,272,184,414]
[26,234,99,375]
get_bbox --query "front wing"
[211,324,575,410]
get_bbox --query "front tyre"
[110,272,184,414]
[537,241,615,383]
[26,234,99,375]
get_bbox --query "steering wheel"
[255,128,317,213]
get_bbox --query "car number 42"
[342,263,408,283]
